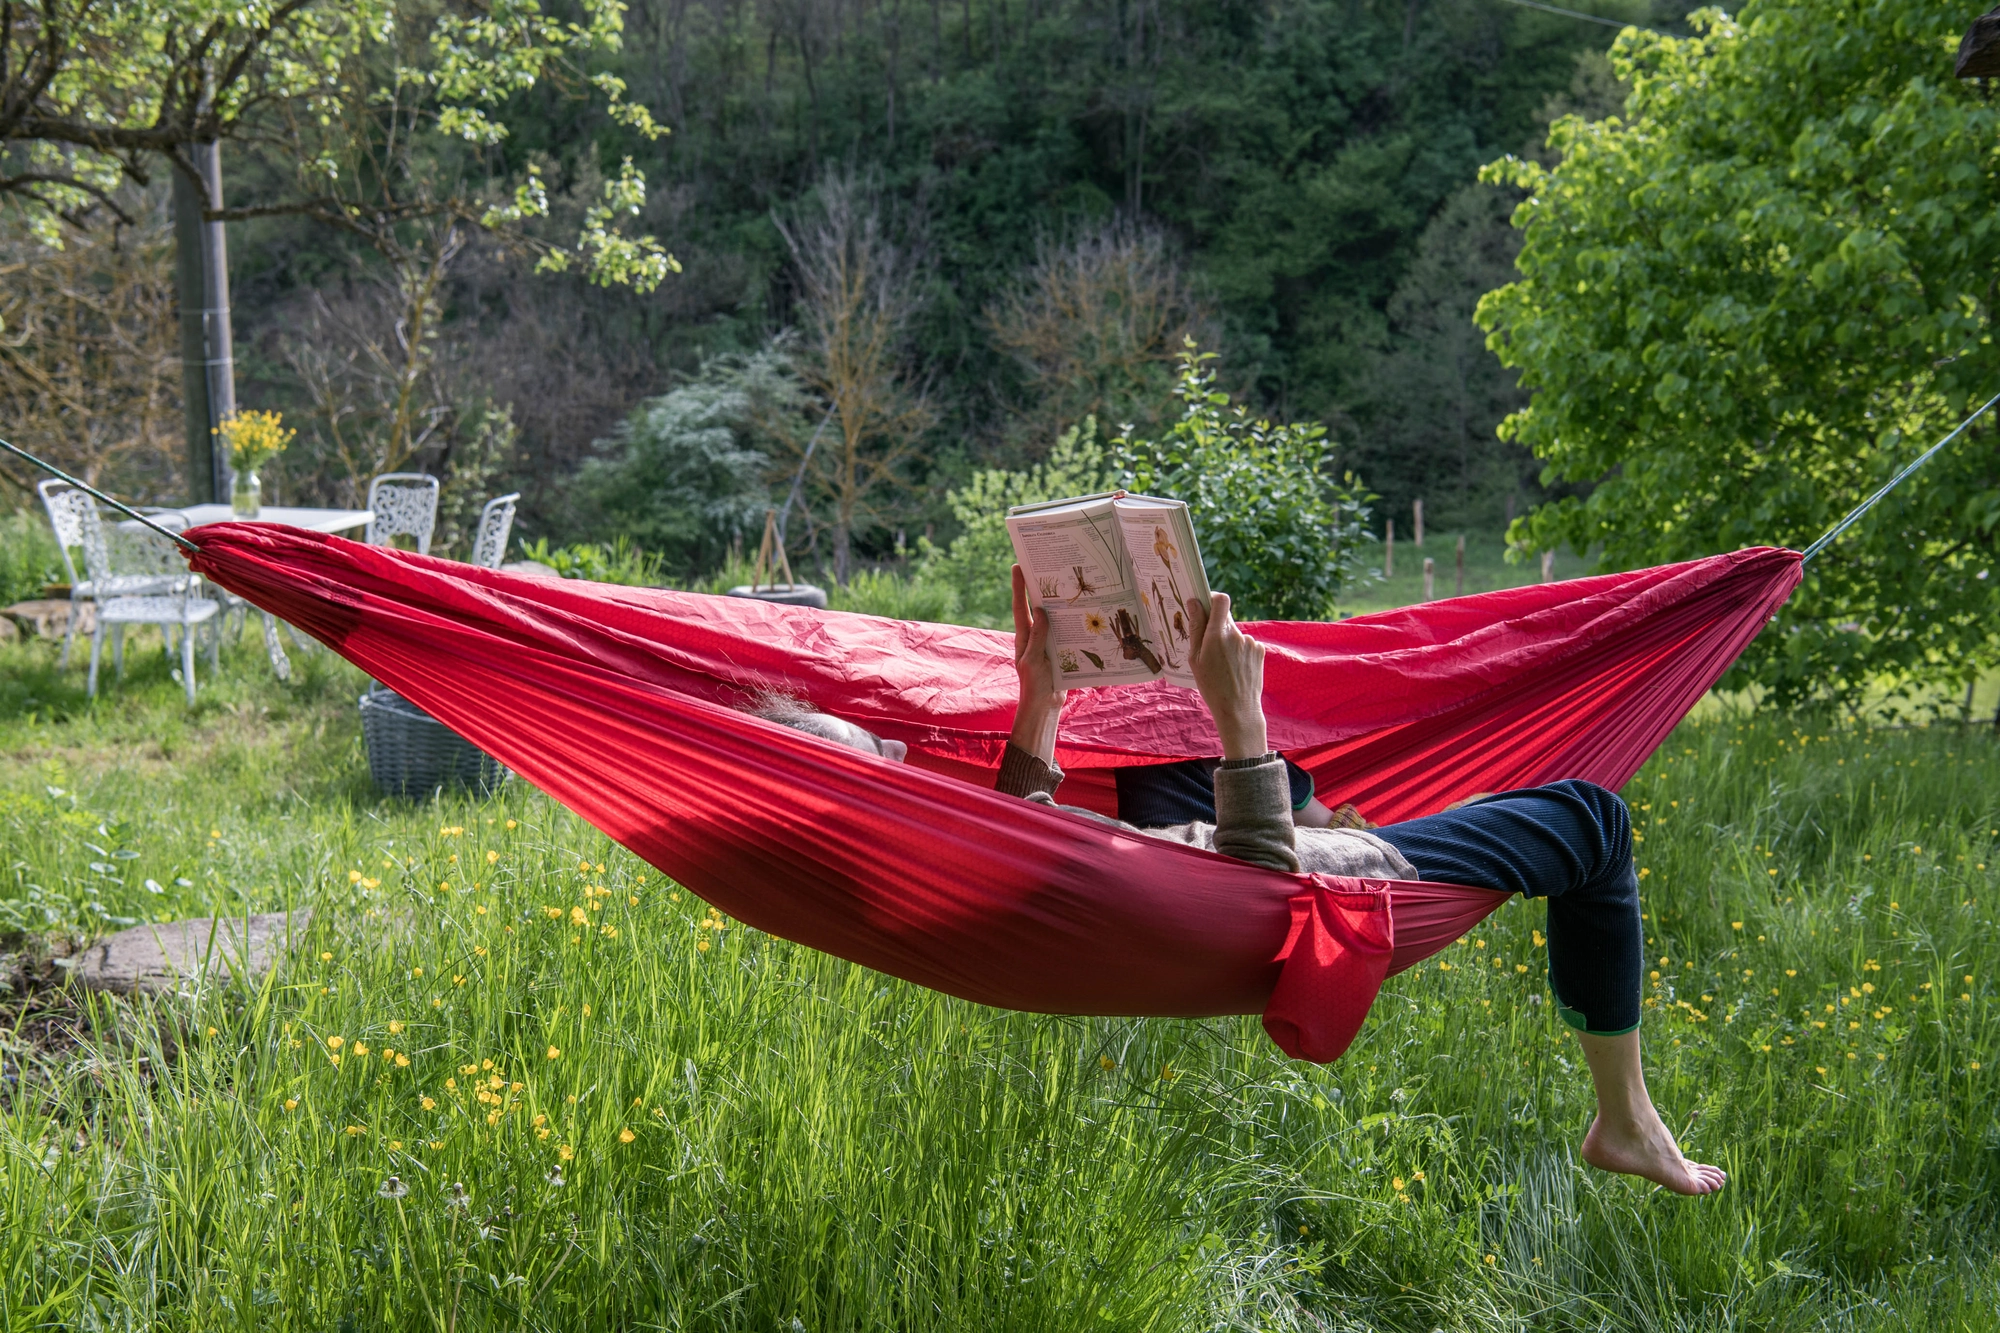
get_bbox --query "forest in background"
[2,0,1673,580]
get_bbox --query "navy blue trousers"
[1371,780,1642,1035]
[1116,768,1644,1035]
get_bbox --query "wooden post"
[1455,533,1465,597]
[1505,492,1516,526]
[1413,498,1424,548]
[1541,550,1554,583]
[1384,519,1395,577]
[1422,557,1435,601]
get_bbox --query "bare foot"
[1581,1110,1728,1195]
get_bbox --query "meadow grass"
[0,626,1996,1330]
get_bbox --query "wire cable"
[0,436,204,554]
[1488,0,1667,35]
[1799,389,2000,564]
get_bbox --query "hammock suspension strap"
[0,435,204,555]
[1798,390,2000,564]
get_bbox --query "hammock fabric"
[189,528,1801,1062]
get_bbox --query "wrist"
[1010,696,1065,762]
[1213,709,1267,762]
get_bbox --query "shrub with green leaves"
[575,352,801,576]
[920,417,1114,626]
[517,536,664,587]
[1116,343,1376,621]
[0,507,63,606]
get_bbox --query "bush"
[517,536,664,587]
[920,418,1113,626]
[1116,342,1376,621]
[827,568,961,623]
[0,507,63,606]
[576,351,804,576]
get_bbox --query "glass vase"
[231,467,262,519]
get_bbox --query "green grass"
[2,623,1998,1329]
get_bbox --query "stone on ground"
[5,598,93,638]
[69,911,313,995]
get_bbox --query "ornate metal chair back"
[364,473,441,555]
[471,493,520,570]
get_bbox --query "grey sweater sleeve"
[1212,753,1301,874]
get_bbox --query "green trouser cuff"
[1557,1003,1638,1037]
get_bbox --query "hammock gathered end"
[187,526,1801,1062]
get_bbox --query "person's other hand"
[1010,564,1066,760]
[1185,591,1269,761]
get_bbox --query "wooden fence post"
[1422,557,1435,601]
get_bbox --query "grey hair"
[746,691,865,747]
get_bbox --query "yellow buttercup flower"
[619,1128,636,1143]
[326,1036,344,1050]
[388,1021,405,1035]
[547,1046,561,1061]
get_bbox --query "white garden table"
[124,505,373,680]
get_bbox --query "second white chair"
[365,473,440,555]
[471,493,520,570]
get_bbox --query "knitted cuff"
[996,741,1064,799]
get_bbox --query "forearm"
[1009,696,1063,765]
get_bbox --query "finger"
[1207,592,1234,648]
[1011,564,1032,642]
[1185,595,1211,650]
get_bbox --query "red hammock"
[188,528,1800,1062]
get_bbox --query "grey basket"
[359,686,508,800]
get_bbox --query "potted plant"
[216,410,295,518]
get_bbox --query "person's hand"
[1010,564,1066,761]
[1185,591,1269,761]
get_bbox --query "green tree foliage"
[575,352,801,575]
[1478,2,2000,703]
[1118,344,1376,621]
[0,0,673,286]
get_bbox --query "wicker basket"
[359,686,508,800]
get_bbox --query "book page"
[1112,499,1209,689]
[1006,504,1158,687]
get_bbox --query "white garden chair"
[80,512,220,704]
[364,473,440,555]
[471,492,520,570]
[38,479,185,667]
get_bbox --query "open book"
[1007,490,1210,688]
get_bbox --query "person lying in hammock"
[757,565,1726,1197]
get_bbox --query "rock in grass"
[4,598,92,638]
[0,616,14,645]
[69,911,313,995]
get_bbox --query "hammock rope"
[0,435,203,555]
[1798,390,2000,563]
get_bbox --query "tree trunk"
[173,142,235,504]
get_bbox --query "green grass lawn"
[1,622,1997,1330]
